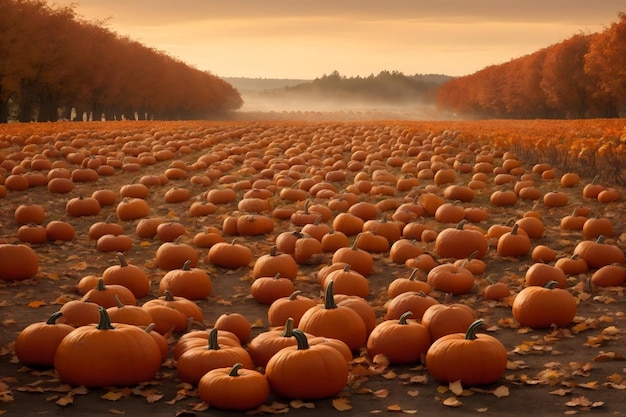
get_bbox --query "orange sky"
[52,0,624,79]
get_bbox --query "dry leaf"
[332,397,352,411]
[290,400,314,409]
[492,385,509,398]
[108,409,125,415]
[27,300,46,308]
[56,393,73,406]
[449,380,463,395]
[443,397,463,407]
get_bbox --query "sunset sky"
[53,0,624,79]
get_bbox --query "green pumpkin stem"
[281,317,295,337]
[96,307,115,330]
[288,290,303,300]
[228,363,244,377]
[398,311,413,324]
[323,280,338,309]
[464,319,484,340]
[292,329,310,350]
[208,328,220,350]
[46,311,64,325]
[544,280,559,289]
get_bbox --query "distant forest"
[258,71,452,104]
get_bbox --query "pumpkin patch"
[1,119,625,415]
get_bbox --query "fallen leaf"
[492,385,509,398]
[449,380,463,395]
[443,397,463,407]
[56,393,73,406]
[27,300,46,308]
[290,400,314,409]
[332,397,352,411]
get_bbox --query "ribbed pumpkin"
[512,281,577,328]
[366,311,431,365]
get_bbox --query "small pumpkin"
[103,253,150,298]
[197,363,269,411]
[366,311,431,365]
[15,311,74,367]
[512,281,577,328]
[425,319,507,386]
[265,329,349,400]
[420,301,478,341]
[426,264,475,295]
[250,273,295,305]
[434,220,487,260]
[0,243,39,281]
[267,290,317,327]
[159,260,212,300]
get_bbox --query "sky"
[51,0,624,80]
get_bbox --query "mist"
[233,90,453,121]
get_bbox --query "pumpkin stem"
[163,290,175,301]
[116,252,128,267]
[145,323,156,333]
[584,276,593,292]
[287,290,303,300]
[182,259,192,271]
[96,307,115,330]
[292,329,310,350]
[464,319,483,340]
[351,234,362,250]
[596,235,606,244]
[398,311,413,324]
[95,277,107,291]
[114,294,124,308]
[208,328,221,350]
[510,223,520,235]
[228,363,244,377]
[45,311,64,325]
[323,280,338,309]
[281,317,295,337]
[543,280,560,289]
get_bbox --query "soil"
[1,118,626,417]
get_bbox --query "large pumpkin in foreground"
[54,307,162,387]
[425,319,507,386]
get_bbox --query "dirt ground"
[1,118,626,416]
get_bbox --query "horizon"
[50,1,624,80]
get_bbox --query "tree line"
[0,0,243,123]
[436,13,626,119]
[277,70,451,103]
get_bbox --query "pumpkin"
[366,311,431,365]
[388,268,432,298]
[65,194,101,217]
[17,223,48,244]
[0,243,39,281]
[426,264,475,295]
[496,224,531,258]
[155,239,198,270]
[555,254,589,276]
[54,307,162,387]
[56,300,100,327]
[434,221,487,259]
[105,295,153,326]
[265,329,349,400]
[176,328,254,385]
[250,273,295,305]
[207,239,253,269]
[573,235,624,269]
[88,216,124,240]
[331,234,374,276]
[512,281,577,328]
[385,290,439,321]
[582,216,613,239]
[142,291,204,334]
[82,278,137,308]
[298,280,367,351]
[482,276,511,301]
[267,291,317,327]
[156,221,187,242]
[334,294,377,336]
[15,311,74,367]
[197,363,270,411]
[247,317,305,367]
[590,264,626,287]
[425,319,507,386]
[214,312,252,344]
[524,262,567,288]
[323,264,369,298]
[14,204,46,225]
[420,301,478,341]
[253,246,298,280]
[531,245,557,263]
[159,260,212,300]
[103,253,150,298]
[116,197,150,220]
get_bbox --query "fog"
[234,91,453,121]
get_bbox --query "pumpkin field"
[1,118,625,416]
